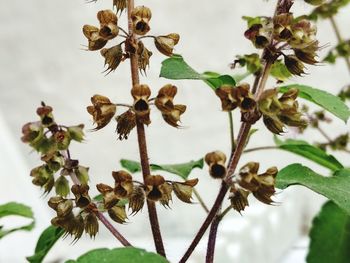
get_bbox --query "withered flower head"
[155,84,177,113]
[112,170,134,198]
[137,41,152,74]
[108,205,128,224]
[289,19,317,49]
[162,104,186,128]
[116,110,137,140]
[56,199,74,218]
[294,48,318,65]
[83,25,108,51]
[71,184,91,208]
[154,33,180,57]
[229,185,250,214]
[97,10,119,40]
[273,13,293,41]
[244,18,273,49]
[131,6,152,35]
[48,196,64,210]
[205,151,227,179]
[87,94,116,130]
[131,84,151,125]
[96,183,119,209]
[21,122,43,144]
[172,178,198,203]
[36,105,55,126]
[100,44,124,74]
[129,186,145,215]
[113,0,127,14]
[84,213,99,239]
[145,175,173,203]
[284,55,306,76]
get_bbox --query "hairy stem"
[127,0,166,257]
[329,16,350,74]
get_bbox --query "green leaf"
[307,201,350,263]
[279,84,350,122]
[274,137,343,171]
[27,226,64,263]
[120,158,204,180]
[276,164,350,214]
[160,54,236,90]
[65,247,169,263]
[270,60,292,81]
[0,202,35,239]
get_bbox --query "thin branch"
[316,126,333,143]
[218,205,232,221]
[127,0,166,257]
[193,188,210,213]
[329,16,350,74]
[228,111,236,151]
[243,145,278,153]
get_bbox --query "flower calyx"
[87,94,117,131]
[205,151,227,179]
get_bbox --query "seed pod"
[108,205,128,224]
[97,10,119,40]
[112,170,134,199]
[229,186,250,213]
[87,95,117,130]
[131,84,151,125]
[137,41,152,74]
[113,0,127,14]
[82,25,108,51]
[131,6,152,35]
[155,84,177,113]
[238,162,260,191]
[96,183,119,209]
[71,184,91,208]
[273,13,293,41]
[215,85,240,111]
[205,151,227,179]
[100,44,123,74]
[129,186,145,215]
[154,34,180,56]
[67,124,85,142]
[172,178,198,203]
[116,110,136,140]
[56,199,74,218]
[55,175,70,197]
[84,213,99,238]
[145,175,173,203]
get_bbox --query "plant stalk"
[127,0,166,257]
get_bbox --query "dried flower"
[96,183,119,209]
[71,184,91,208]
[83,25,108,51]
[112,170,134,199]
[131,84,151,125]
[97,10,119,40]
[84,213,99,238]
[129,186,145,215]
[131,6,152,35]
[87,95,117,130]
[116,110,137,140]
[108,205,128,224]
[284,55,306,76]
[172,178,198,203]
[100,44,124,74]
[145,175,173,203]
[204,151,227,179]
[154,33,180,56]
[113,0,127,14]
[137,41,152,74]
[229,185,250,213]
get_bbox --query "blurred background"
[0,0,349,262]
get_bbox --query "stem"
[127,0,166,257]
[95,210,131,246]
[316,126,333,143]
[329,16,350,74]
[206,216,220,263]
[228,111,236,151]
[243,146,278,153]
[193,188,210,213]
[218,205,232,220]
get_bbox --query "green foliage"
[279,84,350,122]
[120,158,204,180]
[276,164,350,214]
[270,60,292,81]
[27,226,64,263]
[0,202,35,239]
[307,201,350,263]
[160,54,236,90]
[65,247,169,263]
[274,137,343,171]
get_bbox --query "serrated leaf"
[279,84,350,122]
[307,201,350,263]
[0,202,35,239]
[276,164,350,214]
[160,54,236,90]
[65,247,169,263]
[120,158,204,180]
[274,136,343,171]
[27,226,64,263]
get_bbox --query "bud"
[113,0,127,14]
[97,10,119,40]
[172,178,198,203]
[108,205,128,224]
[129,186,145,215]
[154,33,180,56]
[204,151,227,179]
[116,110,137,140]
[112,170,134,199]
[74,166,89,185]
[71,184,91,208]
[82,25,108,51]
[67,124,85,142]
[131,84,151,125]
[284,55,305,76]
[87,94,117,130]
[100,44,124,74]
[84,213,99,238]
[229,186,250,213]
[131,6,152,35]
[55,175,70,197]
[137,41,152,74]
